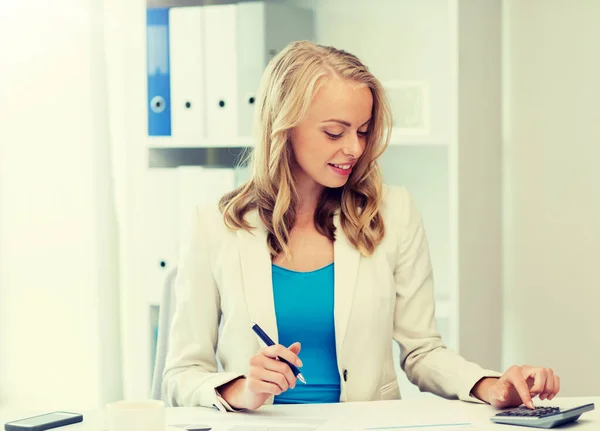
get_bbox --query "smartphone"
[4,411,83,431]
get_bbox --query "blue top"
[272,262,341,404]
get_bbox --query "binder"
[147,8,172,136]
[140,168,179,306]
[236,2,265,138]
[169,7,205,139]
[204,4,238,139]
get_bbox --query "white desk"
[1,397,598,430]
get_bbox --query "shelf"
[148,135,255,148]
[148,146,248,168]
[148,132,447,150]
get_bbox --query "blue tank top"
[271,262,341,404]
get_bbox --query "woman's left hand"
[473,365,561,409]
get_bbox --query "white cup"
[106,400,166,431]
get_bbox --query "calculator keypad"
[496,407,561,418]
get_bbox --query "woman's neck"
[294,178,323,228]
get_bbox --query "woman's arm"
[390,187,502,403]
[162,206,243,409]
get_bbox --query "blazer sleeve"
[162,206,244,409]
[390,187,502,403]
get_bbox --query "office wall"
[0,1,122,408]
[502,0,600,395]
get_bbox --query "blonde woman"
[163,41,560,411]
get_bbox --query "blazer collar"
[238,209,361,357]
[332,210,361,357]
[237,210,279,343]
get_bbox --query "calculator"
[490,403,595,428]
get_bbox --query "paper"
[170,425,212,431]
[168,417,326,431]
[227,426,318,431]
[316,423,472,431]
[363,425,472,430]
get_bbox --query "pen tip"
[297,374,307,384]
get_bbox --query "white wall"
[0,1,122,408]
[503,0,600,396]
[301,0,451,139]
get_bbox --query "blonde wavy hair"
[219,41,392,259]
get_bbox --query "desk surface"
[1,397,598,430]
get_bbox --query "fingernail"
[296,358,303,367]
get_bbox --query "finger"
[489,383,509,405]
[540,369,555,400]
[263,356,298,389]
[520,365,537,389]
[261,344,303,367]
[530,368,547,397]
[251,367,289,393]
[510,369,534,409]
[288,342,302,355]
[247,377,283,396]
[548,375,560,400]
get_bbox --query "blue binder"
[147,8,171,136]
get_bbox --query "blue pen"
[250,322,307,384]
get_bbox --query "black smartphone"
[4,411,83,431]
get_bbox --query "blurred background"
[0,0,598,411]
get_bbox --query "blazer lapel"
[237,209,361,354]
[333,211,361,359]
[237,210,279,344]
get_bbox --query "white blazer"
[162,185,501,410]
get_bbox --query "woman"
[163,41,559,411]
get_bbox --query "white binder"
[236,2,265,138]
[204,4,238,140]
[169,7,206,140]
[139,169,179,306]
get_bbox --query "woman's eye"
[358,130,369,137]
[325,131,342,139]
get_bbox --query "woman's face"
[290,77,373,191]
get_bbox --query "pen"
[250,322,307,384]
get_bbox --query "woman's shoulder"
[193,203,261,240]
[380,184,411,214]
[187,203,233,244]
[380,184,421,229]
[195,203,225,225]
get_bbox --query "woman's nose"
[343,134,364,159]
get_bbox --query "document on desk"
[171,421,472,431]
[362,425,472,430]
[170,417,327,431]
[314,421,472,431]
[309,400,475,431]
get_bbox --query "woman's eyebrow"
[322,118,371,127]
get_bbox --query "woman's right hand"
[218,342,302,410]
